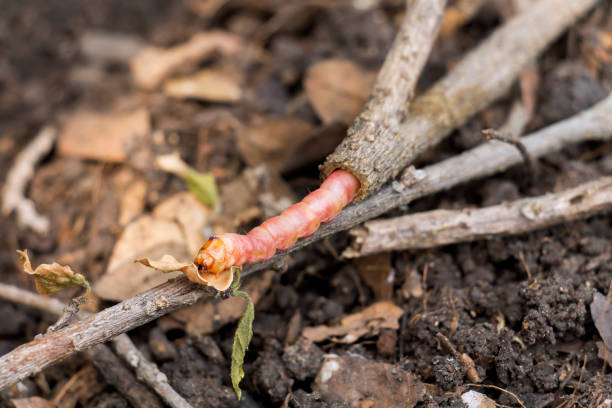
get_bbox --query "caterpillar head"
[194,237,227,275]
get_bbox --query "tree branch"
[346,177,612,256]
[0,282,196,407]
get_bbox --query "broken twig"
[1,126,56,234]
[348,177,612,256]
[0,283,193,408]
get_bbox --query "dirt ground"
[1,0,611,407]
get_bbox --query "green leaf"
[183,169,219,210]
[155,152,219,210]
[230,271,254,400]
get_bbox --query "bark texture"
[321,0,600,200]
[320,0,447,200]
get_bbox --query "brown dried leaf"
[118,179,147,226]
[355,253,393,301]
[302,301,403,343]
[304,59,376,124]
[130,31,243,89]
[136,254,234,291]
[314,354,425,408]
[163,69,242,103]
[57,108,150,163]
[94,192,210,301]
[591,291,612,350]
[17,250,89,296]
[237,117,314,172]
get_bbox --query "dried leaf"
[163,69,242,103]
[17,250,90,297]
[230,268,254,399]
[355,253,394,301]
[58,108,150,163]
[156,152,219,210]
[136,254,234,291]
[237,118,314,172]
[135,254,198,274]
[304,59,376,124]
[119,179,147,226]
[94,192,210,301]
[130,31,243,89]
[591,291,612,350]
[302,301,403,343]
[314,354,425,407]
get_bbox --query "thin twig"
[466,383,527,408]
[0,283,193,408]
[1,94,610,391]
[347,177,612,256]
[1,126,56,234]
[482,128,539,182]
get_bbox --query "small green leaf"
[155,152,219,210]
[183,169,219,210]
[230,275,254,400]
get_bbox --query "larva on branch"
[194,169,360,275]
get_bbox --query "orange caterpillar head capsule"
[194,237,228,275]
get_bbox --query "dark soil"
[1,1,611,407]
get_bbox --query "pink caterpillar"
[194,170,360,275]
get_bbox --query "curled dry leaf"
[18,249,90,297]
[130,31,243,89]
[163,69,242,103]
[136,254,234,291]
[302,301,403,343]
[304,59,376,124]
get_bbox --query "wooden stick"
[347,177,612,256]
[319,0,446,202]
[0,283,194,408]
[1,94,610,391]
[321,0,600,200]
